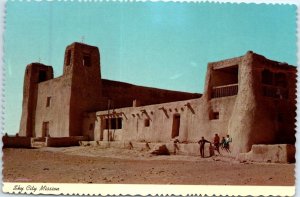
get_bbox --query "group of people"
[198,134,232,158]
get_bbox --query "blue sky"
[4,2,296,134]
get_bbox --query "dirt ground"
[3,146,295,185]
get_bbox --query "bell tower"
[19,63,53,137]
[63,42,103,136]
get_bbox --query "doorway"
[171,114,180,138]
[42,121,49,137]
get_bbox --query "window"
[209,111,219,120]
[118,118,122,128]
[211,65,238,87]
[262,69,273,85]
[46,97,51,107]
[274,73,287,88]
[66,50,71,65]
[211,65,239,98]
[111,118,117,129]
[104,118,122,129]
[262,71,288,99]
[144,119,150,127]
[83,54,91,67]
[213,112,219,119]
[39,70,47,82]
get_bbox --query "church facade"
[18,42,296,155]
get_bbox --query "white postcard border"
[1,183,296,196]
[1,0,299,196]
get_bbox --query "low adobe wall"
[46,136,89,147]
[2,136,32,148]
[236,144,295,163]
[79,141,219,157]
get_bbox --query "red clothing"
[214,136,220,145]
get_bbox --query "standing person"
[220,137,226,149]
[198,137,211,158]
[173,138,180,155]
[213,133,221,155]
[224,134,232,152]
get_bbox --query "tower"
[227,52,296,154]
[63,42,103,136]
[19,63,53,137]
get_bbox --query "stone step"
[31,141,46,148]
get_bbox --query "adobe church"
[12,42,296,158]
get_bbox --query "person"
[173,138,180,155]
[198,137,211,158]
[220,137,226,149]
[213,133,221,155]
[224,135,232,152]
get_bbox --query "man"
[198,137,211,158]
[213,133,221,155]
[224,134,232,152]
[220,137,226,149]
[173,138,180,155]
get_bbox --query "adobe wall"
[82,56,242,145]
[83,51,296,156]
[83,56,240,143]
[83,95,236,144]
[3,136,32,148]
[252,54,296,145]
[101,79,201,109]
[227,52,296,155]
[206,54,255,155]
[34,75,72,137]
[46,136,89,147]
[237,144,295,163]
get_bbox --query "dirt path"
[3,147,295,185]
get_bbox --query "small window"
[66,50,71,65]
[104,118,122,129]
[46,97,51,107]
[89,123,94,130]
[83,54,91,67]
[111,118,117,129]
[262,69,273,85]
[39,70,47,82]
[117,118,122,129]
[274,73,287,88]
[210,112,219,120]
[144,119,150,127]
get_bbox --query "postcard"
[2,0,297,196]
